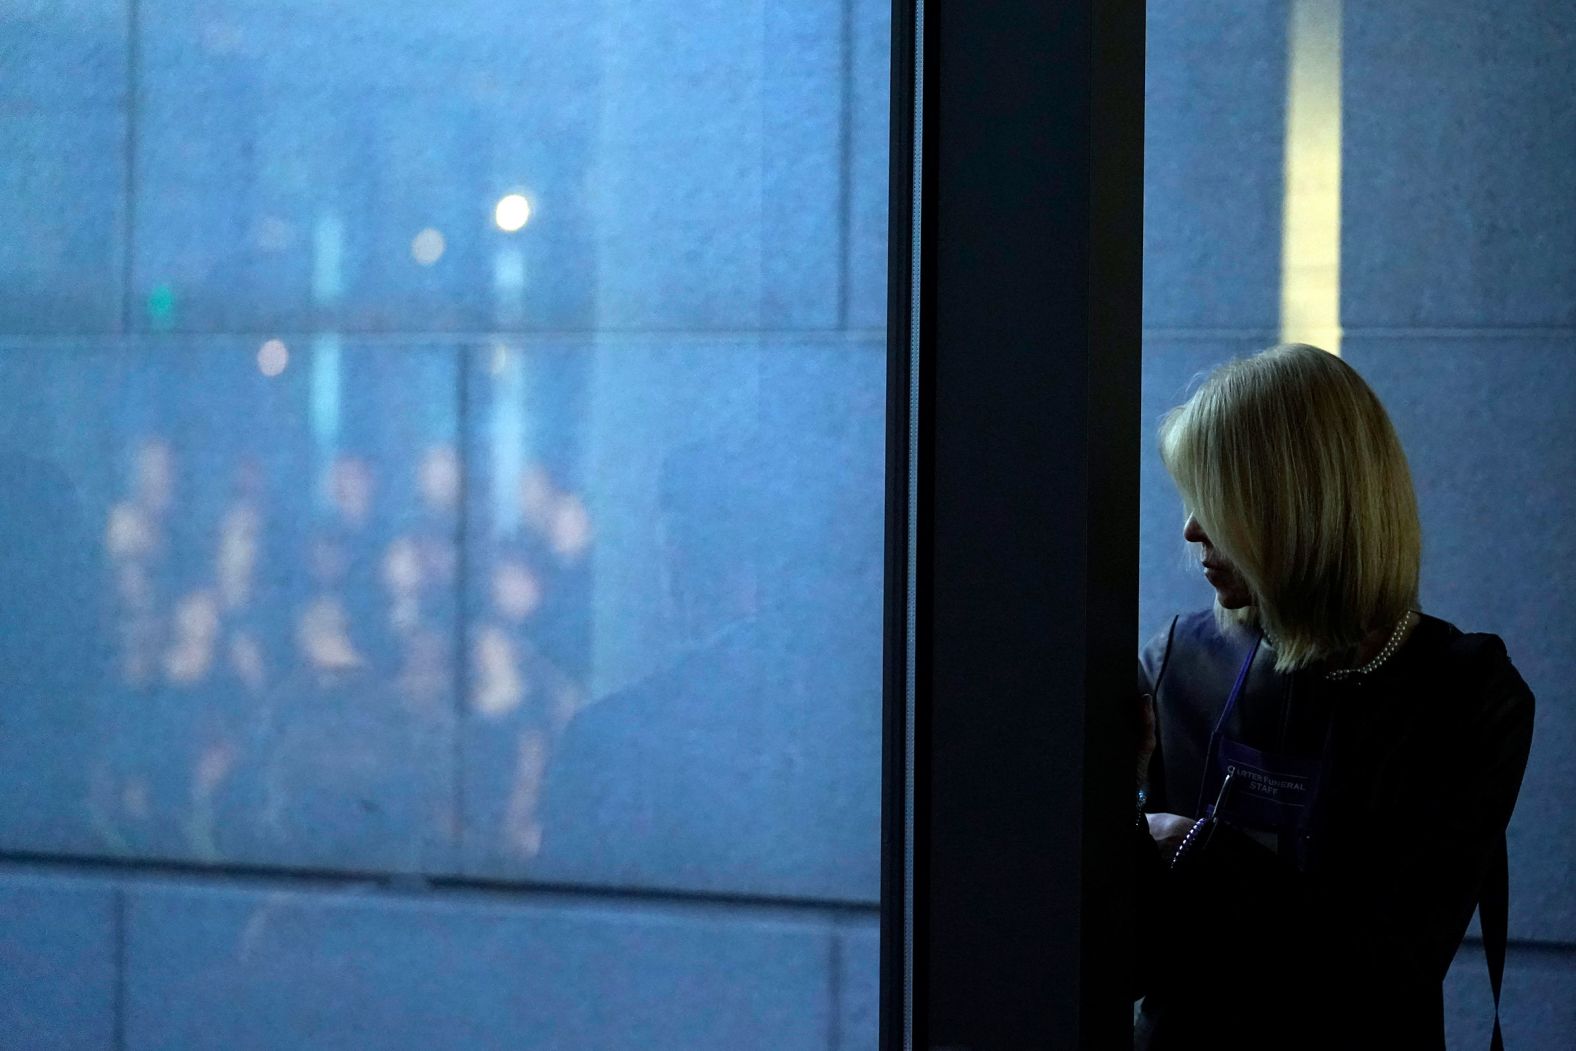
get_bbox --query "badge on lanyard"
[1197,635,1329,845]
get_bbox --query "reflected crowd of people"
[90,435,592,869]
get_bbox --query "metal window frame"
[881,2,1145,1046]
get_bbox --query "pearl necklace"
[1324,611,1414,682]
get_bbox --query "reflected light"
[106,504,155,560]
[165,590,220,685]
[216,505,260,609]
[418,445,462,512]
[313,212,345,306]
[146,283,176,327]
[494,193,532,232]
[411,227,446,265]
[257,339,289,377]
[493,560,543,621]
[384,537,423,597]
[503,729,550,858]
[549,496,592,560]
[298,597,365,672]
[311,334,343,462]
[472,626,526,717]
[1281,0,1343,356]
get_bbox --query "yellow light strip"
[1280,0,1343,357]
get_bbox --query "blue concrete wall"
[0,0,887,1046]
[1343,5,1576,1038]
[1139,0,1285,644]
[124,883,839,1050]
[1139,0,1285,648]
[1142,1,1576,1044]
[0,876,118,1051]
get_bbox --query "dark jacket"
[1134,610,1534,1049]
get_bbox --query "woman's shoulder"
[1407,613,1520,677]
[1142,608,1242,658]
[1140,609,1249,699]
[1397,613,1535,725]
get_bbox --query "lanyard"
[1195,632,1342,870]
[1194,633,1262,817]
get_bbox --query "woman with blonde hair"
[1132,344,1533,1048]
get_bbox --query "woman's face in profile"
[1183,514,1253,609]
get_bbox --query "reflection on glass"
[410,227,446,265]
[4,11,882,892]
[493,193,532,233]
[63,349,470,866]
[105,437,174,688]
[256,338,289,376]
[468,446,594,864]
[146,283,176,328]
[2,0,887,1041]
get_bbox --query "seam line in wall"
[1141,327,1576,341]
[0,329,890,348]
[836,0,855,331]
[119,0,140,336]
[827,928,843,1051]
[0,853,881,919]
[113,886,127,1051]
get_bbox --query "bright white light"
[257,339,289,377]
[411,227,446,265]
[1281,0,1343,356]
[494,193,532,232]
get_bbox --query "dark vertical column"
[884,1,1143,1046]
[879,0,919,1045]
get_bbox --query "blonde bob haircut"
[1159,343,1421,672]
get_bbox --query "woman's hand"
[1146,812,1193,860]
[1136,691,1155,793]
[1137,692,1189,861]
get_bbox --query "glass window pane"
[0,1,890,1046]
